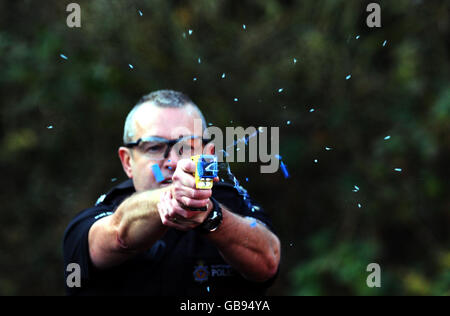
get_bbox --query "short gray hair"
[123,90,207,144]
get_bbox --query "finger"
[157,191,169,217]
[173,184,212,200]
[159,192,181,225]
[158,200,172,226]
[167,199,190,219]
[158,190,169,205]
[169,198,207,222]
[178,196,210,210]
[178,159,197,174]
[172,170,196,188]
[213,176,220,183]
[160,201,191,230]
[159,187,203,229]
[164,217,191,231]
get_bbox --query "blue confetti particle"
[208,122,213,126]
[250,220,257,228]
[287,120,291,125]
[193,77,197,81]
[394,168,402,172]
[188,29,193,35]
[198,57,201,64]
[129,64,134,69]
[346,74,352,80]
[280,161,290,178]
[245,177,249,182]
[221,73,226,79]
[293,58,297,64]
[151,164,165,182]
[243,24,246,30]
[309,108,315,112]
[314,159,318,163]
[356,35,360,40]
[325,146,332,151]
[384,135,391,140]
[278,88,284,93]
[138,10,143,16]
[95,194,106,206]
[353,185,360,192]
[358,203,362,208]
[226,165,253,209]
[234,98,238,102]
[60,54,68,60]
[47,125,53,129]
[383,40,387,47]
[111,178,117,182]
[206,286,210,292]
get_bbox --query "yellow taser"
[191,155,218,189]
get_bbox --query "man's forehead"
[132,103,203,139]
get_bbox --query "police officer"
[63,90,280,295]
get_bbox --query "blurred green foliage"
[0,0,448,295]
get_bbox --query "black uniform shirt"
[63,179,277,295]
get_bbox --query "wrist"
[196,197,223,234]
[207,198,214,213]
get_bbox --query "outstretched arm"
[158,159,281,282]
[88,187,169,269]
[205,206,280,282]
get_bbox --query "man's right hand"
[157,159,217,231]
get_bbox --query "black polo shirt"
[63,179,277,295]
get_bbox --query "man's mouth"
[160,178,173,185]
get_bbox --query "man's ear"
[118,147,133,178]
[203,142,215,155]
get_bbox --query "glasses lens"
[138,141,168,160]
[173,137,203,158]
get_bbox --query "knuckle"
[181,196,191,206]
[184,213,196,219]
[167,208,176,217]
[161,218,169,226]
[172,173,180,182]
[192,189,211,200]
[191,190,201,199]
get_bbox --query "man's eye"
[145,144,165,152]
[178,144,194,155]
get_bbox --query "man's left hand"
[157,158,218,231]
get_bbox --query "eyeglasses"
[124,135,210,160]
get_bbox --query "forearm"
[113,188,169,250]
[206,207,281,282]
[89,186,170,268]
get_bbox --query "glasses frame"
[123,135,211,160]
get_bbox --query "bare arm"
[88,187,170,269]
[205,205,281,282]
[157,159,281,283]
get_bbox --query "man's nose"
[162,150,179,171]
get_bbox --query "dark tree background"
[0,0,449,295]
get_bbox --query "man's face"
[119,103,208,192]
